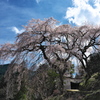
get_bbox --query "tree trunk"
[58,71,64,94]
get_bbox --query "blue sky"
[0,0,72,44]
[1,0,100,44]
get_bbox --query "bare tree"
[1,18,100,93]
[67,25,100,79]
[0,18,73,93]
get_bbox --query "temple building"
[64,72,82,90]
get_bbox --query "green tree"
[87,52,100,76]
[14,81,28,100]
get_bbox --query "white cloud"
[36,0,41,3]
[11,27,25,34]
[65,0,100,26]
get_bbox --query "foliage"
[0,76,6,100]
[4,61,29,100]
[87,52,100,76]
[47,69,60,96]
[31,64,60,99]
[0,64,8,75]
[83,90,100,100]
[47,69,59,83]
[80,72,100,91]
[14,81,28,100]
[45,95,64,100]
[79,53,100,99]
[0,64,8,100]
[70,64,74,74]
